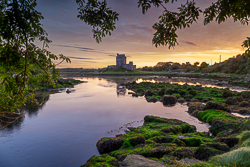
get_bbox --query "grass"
[207,147,250,167]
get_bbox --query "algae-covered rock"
[205,101,230,112]
[174,147,196,159]
[239,101,250,107]
[146,97,158,103]
[187,102,205,117]
[215,137,239,148]
[225,97,238,105]
[162,95,177,105]
[204,142,230,152]
[97,137,124,154]
[120,154,165,167]
[222,91,233,98]
[194,144,224,161]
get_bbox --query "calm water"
[0,76,247,167]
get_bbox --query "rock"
[178,158,201,165]
[96,137,124,154]
[188,90,197,96]
[205,101,230,112]
[129,136,146,147]
[157,89,166,96]
[222,91,233,98]
[204,142,230,152]
[187,102,205,117]
[146,97,158,103]
[66,89,71,93]
[163,95,177,105]
[194,144,224,161]
[120,154,165,167]
[145,91,154,97]
[215,137,239,148]
[239,101,250,107]
[165,89,173,95]
[177,97,185,103]
[225,97,238,105]
[174,148,196,159]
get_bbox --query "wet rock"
[236,96,244,102]
[194,144,224,161]
[225,97,238,105]
[129,136,146,147]
[178,158,201,165]
[162,95,177,105]
[96,137,124,154]
[239,101,250,107]
[238,108,250,114]
[165,89,173,95]
[195,85,203,90]
[146,97,158,103]
[215,137,239,148]
[209,120,236,136]
[222,91,233,98]
[157,89,165,96]
[204,142,230,152]
[177,97,185,103]
[205,101,230,112]
[188,90,197,96]
[187,102,205,117]
[120,154,165,167]
[174,148,196,159]
[152,136,173,143]
[145,91,154,97]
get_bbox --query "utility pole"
[220,55,221,64]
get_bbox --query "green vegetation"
[125,81,238,103]
[86,116,229,166]
[0,0,70,112]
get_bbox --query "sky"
[35,0,250,68]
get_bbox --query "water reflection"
[116,85,126,97]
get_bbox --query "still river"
[0,76,248,167]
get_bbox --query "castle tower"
[116,53,126,67]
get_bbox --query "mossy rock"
[194,144,224,161]
[174,147,197,159]
[239,101,250,107]
[162,95,177,105]
[96,137,124,154]
[225,97,238,105]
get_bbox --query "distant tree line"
[138,54,250,74]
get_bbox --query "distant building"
[108,53,136,70]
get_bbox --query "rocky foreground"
[82,81,250,167]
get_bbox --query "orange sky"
[36,0,250,68]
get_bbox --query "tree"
[76,0,250,56]
[193,62,200,67]
[0,0,70,112]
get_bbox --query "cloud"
[56,44,107,54]
[68,56,92,60]
[108,55,116,57]
[182,41,197,46]
[81,61,98,63]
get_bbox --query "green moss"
[198,109,235,123]
[82,154,118,167]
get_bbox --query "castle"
[108,53,136,70]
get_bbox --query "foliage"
[76,0,250,51]
[0,0,70,112]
